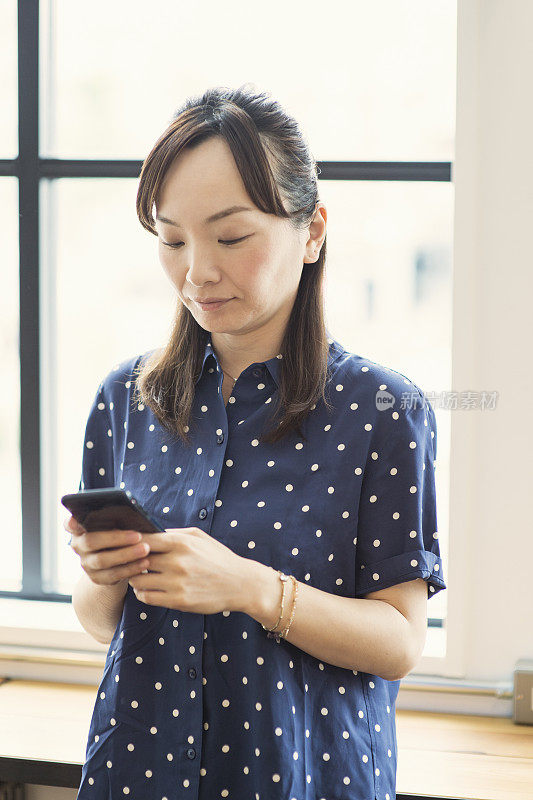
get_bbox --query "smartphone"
[61,488,163,534]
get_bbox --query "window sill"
[0,596,107,685]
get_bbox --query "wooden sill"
[397,709,533,799]
[0,679,531,798]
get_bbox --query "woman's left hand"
[128,527,250,614]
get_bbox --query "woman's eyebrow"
[156,205,253,228]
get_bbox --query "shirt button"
[252,368,261,378]
[187,748,196,759]
[198,508,207,520]
[188,667,197,679]
[216,433,224,445]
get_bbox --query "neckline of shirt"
[196,331,345,388]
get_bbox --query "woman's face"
[154,136,325,338]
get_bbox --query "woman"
[68,83,446,800]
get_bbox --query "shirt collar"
[195,330,342,388]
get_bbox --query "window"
[2,1,456,664]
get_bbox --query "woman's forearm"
[240,560,414,681]
[72,570,128,645]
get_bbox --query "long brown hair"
[132,82,333,447]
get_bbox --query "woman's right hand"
[64,514,151,586]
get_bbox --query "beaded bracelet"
[280,576,298,639]
[261,570,298,643]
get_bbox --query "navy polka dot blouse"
[75,332,446,800]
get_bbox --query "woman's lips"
[195,298,233,311]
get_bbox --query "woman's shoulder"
[330,342,431,417]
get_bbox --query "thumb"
[165,526,210,540]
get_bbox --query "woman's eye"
[161,236,249,249]
[220,236,249,245]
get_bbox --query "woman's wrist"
[241,560,288,629]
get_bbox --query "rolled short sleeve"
[354,391,446,599]
[78,381,115,491]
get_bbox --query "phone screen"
[61,488,163,533]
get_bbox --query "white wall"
[445,0,533,682]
